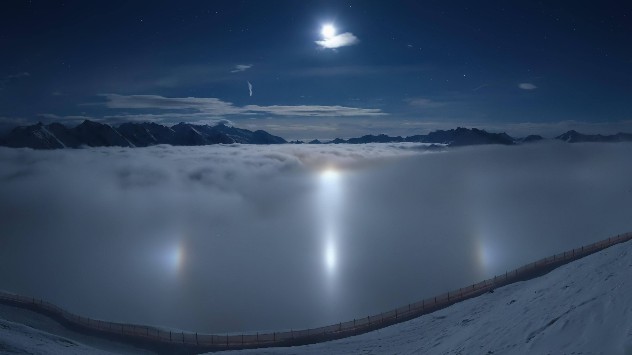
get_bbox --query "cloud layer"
[1,143,631,333]
[405,97,445,108]
[231,64,253,73]
[0,72,30,90]
[519,83,537,90]
[99,94,386,118]
[315,32,359,49]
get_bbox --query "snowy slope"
[0,304,154,354]
[0,318,113,354]
[214,240,632,355]
[2,240,632,354]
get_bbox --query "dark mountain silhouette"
[117,122,177,147]
[2,123,69,149]
[211,123,287,144]
[518,135,544,143]
[0,120,287,149]
[3,122,632,150]
[329,127,516,146]
[413,127,515,146]
[555,130,632,143]
[347,134,404,144]
[73,120,133,147]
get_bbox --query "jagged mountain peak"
[0,121,286,149]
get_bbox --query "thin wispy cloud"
[405,98,445,108]
[315,32,359,49]
[242,104,385,117]
[518,83,537,90]
[99,94,240,113]
[0,72,30,89]
[7,72,30,80]
[98,94,386,118]
[472,83,491,91]
[231,64,253,73]
[247,81,253,97]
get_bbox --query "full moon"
[321,24,336,38]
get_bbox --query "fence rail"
[2,232,631,354]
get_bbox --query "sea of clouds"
[0,142,631,333]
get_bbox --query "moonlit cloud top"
[231,64,253,73]
[519,83,537,90]
[406,98,445,108]
[316,32,359,49]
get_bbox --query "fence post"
[181,332,184,344]
[256,332,259,343]
[196,332,198,346]
[169,331,172,342]
[273,332,275,341]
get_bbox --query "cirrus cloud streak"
[99,94,386,117]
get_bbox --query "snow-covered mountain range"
[0,120,287,149]
[2,120,632,149]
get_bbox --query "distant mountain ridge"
[312,128,632,146]
[1,121,631,149]
[554,130,632,143]
[0,120,286,149]
[321,127,525,146]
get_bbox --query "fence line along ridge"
[1,232,631,354]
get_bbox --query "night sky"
[1,0,631,139]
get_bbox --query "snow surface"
[214,240,632,355]
[0,318,112,354]
[2,240,632,354]
[0,304,153,354]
